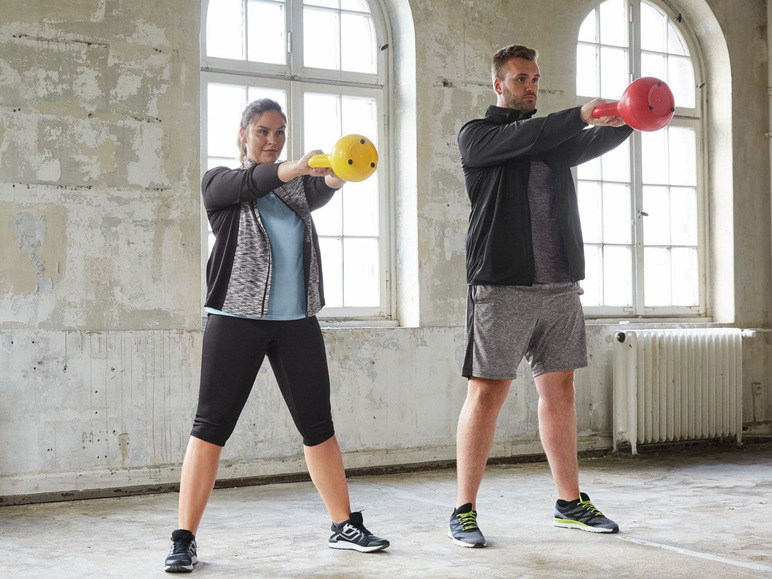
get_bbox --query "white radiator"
[612,328,743,454]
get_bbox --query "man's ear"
[493,76,502,96]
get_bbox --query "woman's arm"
[201,163,284,210]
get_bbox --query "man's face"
[494,57,540,112]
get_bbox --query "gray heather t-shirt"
[527,161,572,283]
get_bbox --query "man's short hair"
[491,44,538,80]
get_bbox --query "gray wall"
[1,0,770,499]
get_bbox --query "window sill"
[319,318,400,329]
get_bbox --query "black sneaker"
[328,511,390,552]
[164,529,198,573]
[553,492,619,533]
[448,503,486,548]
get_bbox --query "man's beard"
[502,90,537,113]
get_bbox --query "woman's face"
[241,110,286,164]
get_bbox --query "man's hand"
[580,98,626,127]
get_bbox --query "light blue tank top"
[207,192,306,320]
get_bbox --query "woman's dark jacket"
[202,160,336,318]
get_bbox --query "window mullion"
[629,0,639,80]
[289,0,302,75]
[632,131,645,315]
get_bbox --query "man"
[449,44,633,548]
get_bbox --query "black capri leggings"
[191,314,335,447]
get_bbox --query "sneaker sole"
[164,563,195,573]
[447,530,486,548]
[328,541,390,553]
[164,555,197,573]
[553,519,619,533]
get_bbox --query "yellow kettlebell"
[308,134,378,182]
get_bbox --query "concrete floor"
[2,442,772,578]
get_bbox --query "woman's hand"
[324,173,346,190]
[277,149,346,189]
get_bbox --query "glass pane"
[208,84,247,158]
[319,237,343,307]
[305,0,338,7]
[642,185,670,245]
[578,181,602,243]
[640,2,666,52]
[343,238,379,306]
[668,56,695,108]
[578,10,597,42]
[313,192,343,236]
[208,157,235,170]
[602,183,631,244]
[641,52,666,81]
[208,230,216,256]
[600,47,628,100]
[600,138,630,182]
[641,130,668,185]
[341,0,370,13]
[670,186,698,245]
[581,245,602,306]
[207,0,244,60]
[644,247,671,306]
[342,96,377,145]
[668,22,688,56]
[671,247,698,305]
[341,13,376,74]
[668,126,696,186]
[604,245,632,306]
[304,8,339,70]
[576,44,599,96]
[305,92,341,152]
[599,0,627,47]
[247,1,286,64]
[247,87,287,111]
[577,156,600,180]
[343,179,378,236]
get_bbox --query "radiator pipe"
[615,329,755,342]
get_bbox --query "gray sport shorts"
[462,283,588,380]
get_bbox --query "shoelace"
[170,539,192,555]
[345,521,372,536]
[577,497,604,517]
[456,510,479,531]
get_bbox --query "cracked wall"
[0,0,770,500]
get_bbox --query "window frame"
[577,0,708,319]
[199,0,394,322]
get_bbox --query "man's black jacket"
[458,104,634,285]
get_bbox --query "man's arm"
[458,107,588,168]
[557,124,634,167]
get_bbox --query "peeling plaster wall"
[0,1,201,331]
[0,0,770,499]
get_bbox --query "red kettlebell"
[592,77,675,131]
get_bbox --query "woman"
[164,99,389,573]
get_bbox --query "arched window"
[576,0,704,317]
[201,0,391,320]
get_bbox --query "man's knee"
[535,370,576,406]
[468,377,511,408]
